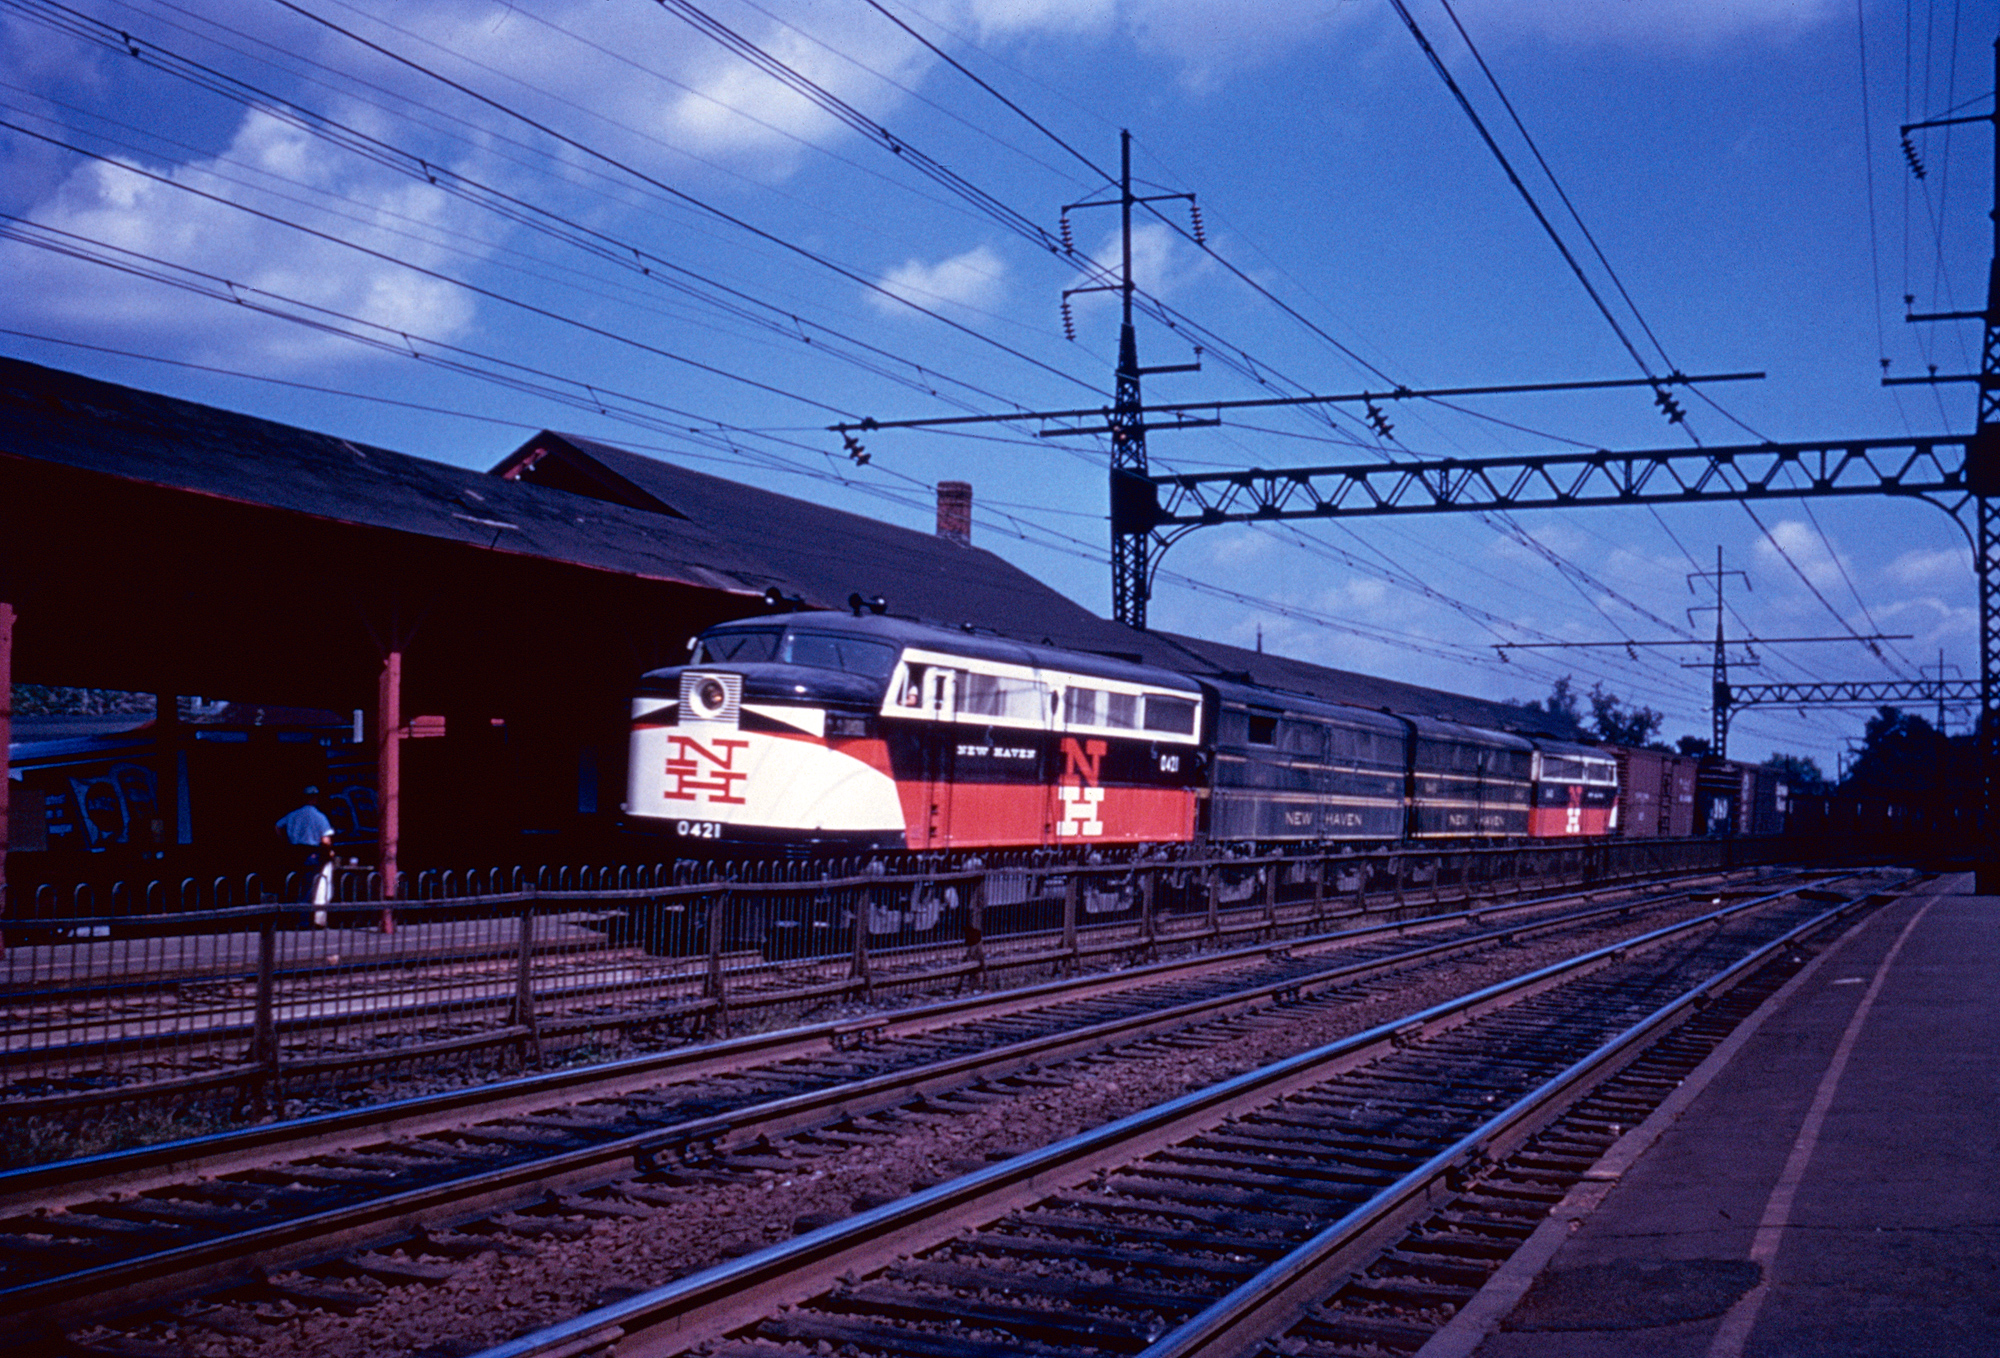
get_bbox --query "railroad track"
[1,858,1741,1099]
[460,870,1913,1358]
[0,868,1806,1351]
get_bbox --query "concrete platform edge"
[1413,872,1955,1358]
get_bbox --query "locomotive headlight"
[679,671,741,724]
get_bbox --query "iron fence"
[0,833,1841,1120]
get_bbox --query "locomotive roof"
[1532,735,1619,762]
[700,612,1202,692]
[1401,713,1536,750]
[1201,675,1409,735]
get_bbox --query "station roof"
[493,432,1138,653]
[490,428,1568,738]
[0,356,1567,738]
[0,358,770,599]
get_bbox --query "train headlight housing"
[694,677,727,715]
[680,671,741,725]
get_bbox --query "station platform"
[1428,871,1997,1358]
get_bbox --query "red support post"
[0,600,11,957]
[378,648,401,934]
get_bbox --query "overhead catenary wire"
[0,0,1078,422]
[259,0,1103,395]
[0,0,1938,769]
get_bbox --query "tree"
[1508,676,1663,746]
[1762,752,1829,794]
[1842,707,1970,803]
[1506,675,1584,738]
[1586,682,1663,747]
[1676,735,1713,758]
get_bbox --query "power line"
[1,0,1066,421]
[262,0,1100,394]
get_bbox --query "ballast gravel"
[77,897,1740,1358]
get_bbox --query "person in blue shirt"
[276,788,335,902]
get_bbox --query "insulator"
[1190,202,1205,245]
[1060,213,1073,253]
[1061,297,1075,341]
[1902,134,1927,180]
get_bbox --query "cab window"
[784,632,900,678]
[694,629,780,664]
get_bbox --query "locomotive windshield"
[694,628,781,664]
[690,626,899,680]
[782,631,900,679]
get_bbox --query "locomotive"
[624,610,1620,854]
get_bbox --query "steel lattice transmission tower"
[1062,131,1200,629]
[1899,38,2000,889]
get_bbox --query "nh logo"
[663,735,750,804]
[1058,737,1106,837]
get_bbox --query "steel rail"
[0,872,1798,1336]
[0,866,1742,1212]
[466,874,1881,1358]
[1135,888,1893,1358]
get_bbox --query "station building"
[0,357,1565,904]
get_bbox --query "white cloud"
[1069,221,1202,313]
[1753,518,1848,593]
[870,243,1008,314]
[0,109,481,368]
[1882,545,1973,590]
[409,0,938,180]
[961,0,1120,41]
[1125,0,1369,88]
[1876,596,1977,650]
[1483,519,1591,571]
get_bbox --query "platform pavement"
[1417,871,1998,1358]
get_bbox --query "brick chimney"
[936,481,972,545]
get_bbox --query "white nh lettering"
[1058,784,1104,837]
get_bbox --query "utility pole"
[1109,132,1148,633]
[1062,132,1200,630]
[1921,649,1963,731]
[1898,36,2000,890]
[1688,547,1750,756]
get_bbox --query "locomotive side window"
[1104,692,1138,729]
[695,629,781,664]
[1246,714,1277,746]
[785,632,899,679]
[1278,719,1324,759]
[1063,687,1099,726]
[1331,727,1396,768]
[1144,696,1197,735]
[959,671,1047,721]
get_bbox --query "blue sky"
[3,0,1994,777]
